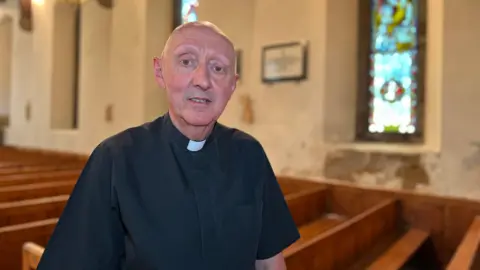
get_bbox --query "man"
[37,21,299,270]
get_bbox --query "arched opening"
[0,14,13,143]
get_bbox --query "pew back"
[0,218,57,270]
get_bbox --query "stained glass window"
[366,0,423,136]
[181,0,199,24]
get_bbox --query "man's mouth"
[188,97,211,104]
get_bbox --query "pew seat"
[366,228,430,270]
[285,199,399,269]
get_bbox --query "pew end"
[446,215,480,270]
[22,242,45,270]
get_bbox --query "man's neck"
[169,113,214,141]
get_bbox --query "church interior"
[1,0,480,269]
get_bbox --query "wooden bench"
[446,216,480,270]
[0,195,68,226]
[278,176,321,195]
[0,163,84,175]
[284,198,398,269]
[22,242,45,270]
[0,218,58,270]
[366,228,431,270]
[0,180,75,202]
[0,170,80,187]
[285,186,328,226]
[283,186,348,251]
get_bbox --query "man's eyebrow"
[172,43,199,53]
[210,54,232,66]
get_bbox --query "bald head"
[162,21,235,60]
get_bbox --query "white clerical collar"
[187,140,206,152]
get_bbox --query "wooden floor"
[2,146,480,270]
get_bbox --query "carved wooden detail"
[25,101,31,121]
[105,104,113,123]
[240,94,254,125]
[97,0,113,8]
[19,0,33,32]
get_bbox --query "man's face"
[154,26,238,127]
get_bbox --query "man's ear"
[231,73,239,93]
[153,57,166,89]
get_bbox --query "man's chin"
[182,113,216,127]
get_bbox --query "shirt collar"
[162,112,216,152]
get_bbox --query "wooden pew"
[22,242,44,270]
[0,218,57,270]
[278,176,322,195]
[446,216,480,270]
[285,186,329,226]
[366,228,432,270]
[0,170,80,187]
[0,180,75,202]
[0,195,68,227]
[284,198,398,270]
[284,186,348,252]
[0,163,84,175]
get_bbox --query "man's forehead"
[164,22,235,57]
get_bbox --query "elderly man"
[37,21,299,270]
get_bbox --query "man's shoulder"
[94,118,162,156]
[215,122,266,156]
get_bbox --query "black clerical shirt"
[37,113,300,270]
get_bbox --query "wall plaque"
[261,41,308,83]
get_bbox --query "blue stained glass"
[181,0,199,24]
[368,0,419,134]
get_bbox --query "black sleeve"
[256,146,300,260]
[37,143,125,270]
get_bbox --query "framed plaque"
[261,41,308,83]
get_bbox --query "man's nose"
[193,64,211,91]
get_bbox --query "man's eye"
[180,59,192,66]
[213,66,224,73]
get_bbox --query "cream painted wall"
[438,0,480,198]
[2,0,480,199]
[3,0,172,152]
[0,14,12,117]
